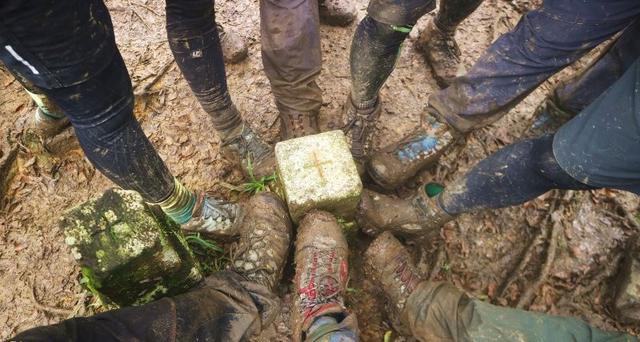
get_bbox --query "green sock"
[153,178,196,225]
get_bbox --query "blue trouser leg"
[429,0,640,132]
[0,0,175,202]
[555,18,640,114]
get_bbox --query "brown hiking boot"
[292,211,350,341]
[357,186,454,236]
[364,231,423,331]
[222,124,276,180]
[342,95,382,168]
[217,23,248,64]
[279,111,320,140]
[367,114,456,190]
[415,19,465,88]
[319,0,356,27]
[228,192,292,291]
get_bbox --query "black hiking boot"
[217,23,248,64]
[342,95,382,170]
[319,0,357,27]
[415,18,465,88]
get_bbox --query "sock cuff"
[152,178,196,224]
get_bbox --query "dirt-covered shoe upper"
[292,211,350,341]
[33,108,70,138]
[357,186,453,237]
[279,111,320,140]
[181,191,243,239]
[217,23,248,64]
[319,0,356,26]
[222,124,276,180]
[526,95,577,138]
[228,192,292,292]
[364,232,423,325]
[342,95,382,168]
[367,114,455,190]
[415,19,465,88]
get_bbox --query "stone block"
[613,240,640,324]
[275,130,362,223]
[61,188,202,306]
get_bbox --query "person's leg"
[416,0,484,87]
[343,0,435,164]
[10,271,272,341]
[0,0,247,231]
[260,0,323,140]
[357,134,595,236]
[365,232,638,342]
[165,0,275,178]
[529,18,640,136]
[429,2,640,132]
[366,1,640,190]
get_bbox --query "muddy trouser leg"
[350,0,435,105]
[402,281,637,341]
[438,135,595,215]
[428,2,640,132]
[0,0,175,203]
[11,271,279,342]
[260,0,323,115]
[553,18,640,114]
[165,0,241,134]
[434,0,484,32]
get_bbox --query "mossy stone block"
[61,188,202,306]
[275,130,362,223]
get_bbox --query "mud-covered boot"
[364,231,423,334]
[33,108,70,138]
[367,114,456,190]
[342,95,382,169]
[222,123,276,180]
[292,211,356,342]
[319,0,357,27]
[415,18,465,88]
[279,110,320,140]
[526,93,577,138]
[228,192,292,292]
[217,23,248,64]
[25,89,70,138]
[357,184,454,236]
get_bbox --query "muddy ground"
[1,0,639,340]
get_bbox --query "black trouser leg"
[350,16,410,105]
[165,0,241,133]
[0,0,175,203]
[434,0,484,31]
[439,135,595,215]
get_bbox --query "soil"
[1,0,639,340]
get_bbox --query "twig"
[29,285,73,316]
[135,59,175,96]
[516,208,562,309]
[133,2,160,16]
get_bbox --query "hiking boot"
[342,95,382,168]
[228,192,292,291]
[279,110,320,140]
[415,19,465,88]
[364,231,423,329]
[526,94,577,138]
[319,0,357,27]
[33,108,71,138]
[217,23,248,64]
[222,124,276,180]
[367,114,456,190]
[357,185,454,236]
[181,191,243,239]
[292,211,350,341]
